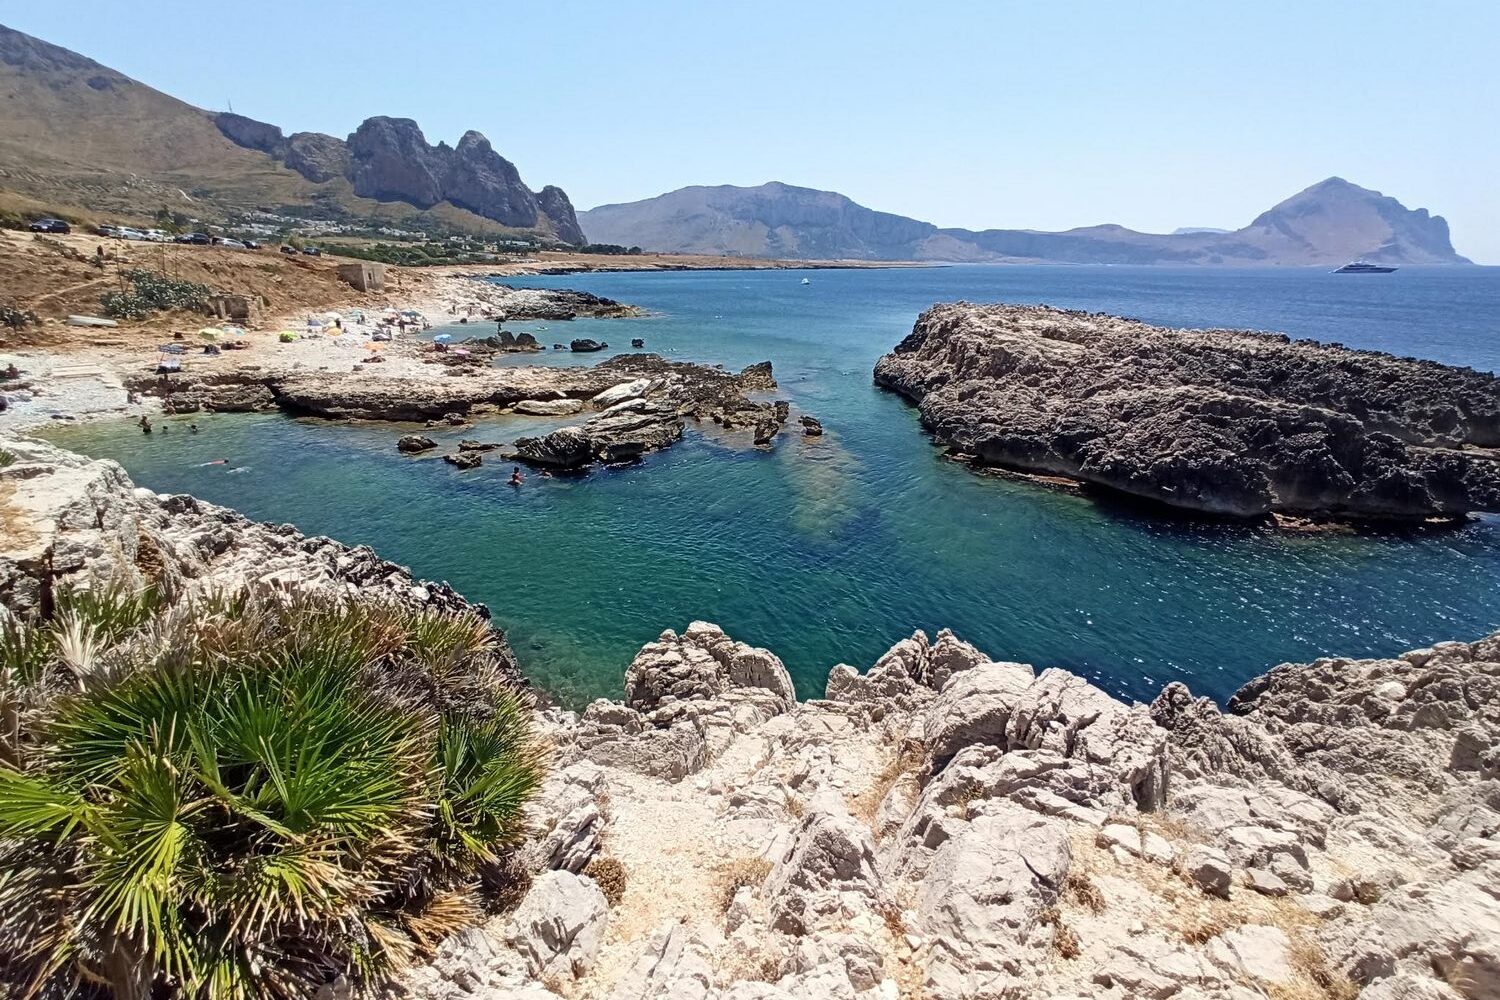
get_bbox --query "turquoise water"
[46,265,1500,708]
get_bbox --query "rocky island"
[2,438,1494,1000]
[874,303,1500,520]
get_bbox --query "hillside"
[580,178,1471,265]
[0,24,581,243]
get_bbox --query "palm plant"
[0,587,543,1000]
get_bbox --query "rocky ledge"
[124,354,790,468]
[874,303,1500,520]
[509,359,788,469]
[399,618,1498,1000]
[0,437,521,684]
[2,444,1494,1000]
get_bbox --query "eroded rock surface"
[874,303,1500,520]
[7,441,1494,1000]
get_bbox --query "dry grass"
[1269,934,1359,1000]
[715,856,772,914]
[849,740,925,827]
[1040,906,1082,959]
[583,855,628,907]
[1062,871,1106,914]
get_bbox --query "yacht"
[1333,260,1398,274]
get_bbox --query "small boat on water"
[1334,260,1398,274]
[801,277,811,285]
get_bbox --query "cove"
[46,264,1500,708]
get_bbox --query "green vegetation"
[0,451,14,469]
[1,303,39,329]
[0,584,543,999]
[575,243,643,256]
[324,240,520,267]
[100,269,215,320]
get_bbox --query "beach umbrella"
[433,333,452,344]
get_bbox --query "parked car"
[143,229,171,242]
[29,217,71,234]
[212,237,246,249]
[279,244,299,255]
[176,232,211,245]
[301,245,322,256]
[117,227,149,241]
[96,224,120,238]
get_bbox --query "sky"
[6,1,1498,261]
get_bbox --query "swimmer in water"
[198,458,229,467]
[508,466,525,487]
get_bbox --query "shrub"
[101,269,214,320]
[584,855,628,906]
[0,586,543,999]
[1,303,38,329]
[716,856,772,913]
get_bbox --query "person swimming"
[508,466,525,487]
[198,458,229,467]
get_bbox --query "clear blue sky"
[6,1,1498,261]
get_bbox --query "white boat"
[800,278,811,285]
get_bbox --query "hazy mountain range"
[0,22,1474,265]
[580,179,1470,265]
[0,23,581,242]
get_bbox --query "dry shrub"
[716,856,773,913]
[878,900,907,937]
[584,855,628,907]
[1179,908,1232,945]
[1270,934,1359,1000]
[1062,871,1106,914]
[481,852,534,914]
[1039,906,1081,959]
[849,740,925,826]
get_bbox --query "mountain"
[0,23,582,242]
[580,178,1470,265]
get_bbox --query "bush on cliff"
[0,586,543,999]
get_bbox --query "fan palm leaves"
[0,586,543,999]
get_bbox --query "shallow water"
[46,265,1500,708]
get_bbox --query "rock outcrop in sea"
[125,353,791,469]
[5,441,1494,1000]
[874,303,1500,520]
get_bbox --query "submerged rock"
[571,339,607,353]
[397,434,437,453]
[875,303,1500,520]
[443,451,482,469]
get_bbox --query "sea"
[45,264,1500,709]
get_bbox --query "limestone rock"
[512,398,585,416]
[504,871,608,981]
[917,805,1071,999]
[1181,844,1234,898]
[765,807,884,934]
[874,303,1500,519]
[397,434,437,453]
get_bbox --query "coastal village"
[1,14,1497,1000]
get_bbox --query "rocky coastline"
[2,439,1494,1000]
[874,303,1500,521]
[121,351,791,470]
